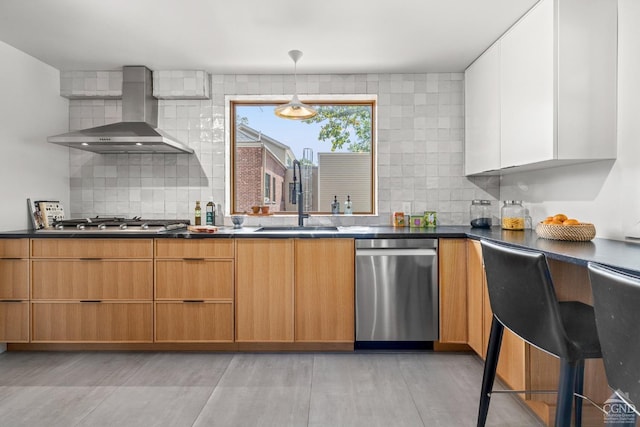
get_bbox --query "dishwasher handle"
[355,248,437,257]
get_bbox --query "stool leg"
[574,359,585,427]
[555,359,578,427]
[477,316,504,427]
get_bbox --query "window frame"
[227,96,377,216]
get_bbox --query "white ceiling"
[0,0,538,74]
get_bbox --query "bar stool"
[477,240,602,427]
[588,263,640,419]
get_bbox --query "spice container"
[470,200,492,228]
[424,211,437,228]
[392,212,405,227]
[501,200,525,230]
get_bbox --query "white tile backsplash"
[67,72,499,225]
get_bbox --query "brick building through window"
[234,124,294,213]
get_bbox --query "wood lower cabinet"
[31,239,153,258]
[32,260,152,300]
[467,239,526,389]
[439,238,467,343]
[466,240,484,356]
[154,240,234,343]
[155,302,233,342]
[235,239,294,342]
[30,238,153,343]
[155,259,233,300]
[236,238,355,344]
[32,302,152,342]
[295,239,354,342]
[0,239,29,342]
[0,301,29,342]
[155,239,234,259]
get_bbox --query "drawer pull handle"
[1,257,22,260]
[80,300,102,303]
[183,258,205,261]
[80,258,102,261]
[183,300,205,303]
[0,299,23,303]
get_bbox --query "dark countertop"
[2,225,639,274]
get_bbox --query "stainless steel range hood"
[48,66,193,154]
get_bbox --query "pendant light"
[274,50,317,120]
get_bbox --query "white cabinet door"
[464,42,501,175]
[500,0,554,168]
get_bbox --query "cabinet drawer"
[0,239,29,258]
[0,259,29,299]
[32,260,152,300]
[155,260,233,300]
[155,302,233,342]
[155,240,233,259]
[0,301,29,342]
[32,302,152,342]
[31,239,153,259]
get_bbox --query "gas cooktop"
[36,217,190,233]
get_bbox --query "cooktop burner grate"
[42,216,191,232]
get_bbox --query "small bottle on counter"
[344,195,353,215]
[194,200,201,226]
[206,198,215,225]
[331,195,340,215]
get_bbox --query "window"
[264,173,271,202]
[273,176,277,204]
[230,98,376,215]
[289,182,296,204]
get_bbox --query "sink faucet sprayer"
[293,160,309,227]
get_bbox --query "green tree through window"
[302,106,372,153]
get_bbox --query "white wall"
[68,73,499,226]
[0,41,69,231]
[500,0,640,240]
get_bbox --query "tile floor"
[0,351,543,427]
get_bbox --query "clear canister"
[470,200,492,228]
[501,200,525,230]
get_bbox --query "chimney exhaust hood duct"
[48,66,194,154]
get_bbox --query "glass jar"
[470,200,492,228]
[501,200,525,230]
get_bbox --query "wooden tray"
[187,225,219,233]
[535,222,596,241]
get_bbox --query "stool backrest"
[481,240,572,359]
[588,262,640,411]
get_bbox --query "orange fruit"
[553,214,568,222]
[551,219,564,225]
[545,216,554,221]
[563,219,580,226]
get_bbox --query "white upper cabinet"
[465,42,501,175]
[465,0,617,175]
[500,0,554,168]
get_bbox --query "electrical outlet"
[402,202,412,213]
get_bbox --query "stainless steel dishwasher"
[355,239,438,346]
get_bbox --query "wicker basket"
[535,222,596,241]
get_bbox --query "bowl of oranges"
[535,214,596,241]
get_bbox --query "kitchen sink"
[254,226,339,232]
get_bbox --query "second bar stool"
[477,240,602,427]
